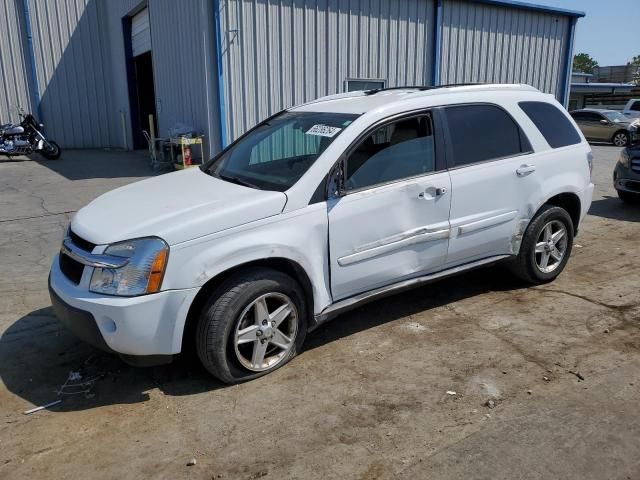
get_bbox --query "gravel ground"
[0,146,638,480]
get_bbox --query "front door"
[442,104,541,265]
[328,113,452,300]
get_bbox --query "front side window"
[630,101,640,112]
[519,101,582,149]
[603,111,630,123]
[205,111,359,191]
[443,104,530,167]
[345,115,435,191]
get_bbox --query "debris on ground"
[23,400,62,415]
[527,390,532,395]
[186,458,197,466]
[446,391,457,396]
[543,376,550,382]
[485,399,496,409]
[604,328,610,334]
[569,370,585,381]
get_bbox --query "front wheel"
[509,205,574,284]
[612,131,629,147]
[196,268,307,384]
[39,141,61,160]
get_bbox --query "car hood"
[71,168,287,246]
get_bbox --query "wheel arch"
[541,192,581,235]
[180,257,315,354]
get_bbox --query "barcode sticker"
[306,124,342,138]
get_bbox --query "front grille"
[59,252,84,285]
[631,158,640,174]
[69,229,96,253]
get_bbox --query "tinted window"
[519,101,581,148]
[346,115,435,190]
[630,101,640,112]
[443,104,529,167]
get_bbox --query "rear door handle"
[516,164,536,177]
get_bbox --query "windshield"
[204,111,359,191]
[603,111,629,123]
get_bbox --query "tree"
[572,53,598,74]
[628,55,640,66]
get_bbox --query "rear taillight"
[587,150,594,178]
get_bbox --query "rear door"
[328,112,451,300]
[443,104,540,266]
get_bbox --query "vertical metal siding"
[147,0,217,154]
[0,0,32,124]
[27,0,113,148]
[439,0,569,98]
[219,0,436,142]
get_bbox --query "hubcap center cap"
[260,326,274,339]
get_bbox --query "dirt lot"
[0,147,639,480]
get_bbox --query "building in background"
[569,69,639,111]
[0,0,584,154]
[594,64,640,85]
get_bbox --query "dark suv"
[614,145,640,203]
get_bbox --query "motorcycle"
[0,108,61,159]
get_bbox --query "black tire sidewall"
[40,141,61,160]
[519,205,574,283]
[197,268,307,384]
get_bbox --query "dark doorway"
[132,51,157,147]
[122,12,157,150]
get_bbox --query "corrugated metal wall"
[439,0,570,98]
[27,0,114,148]
[219,0,436,142]
[0,0,32,124]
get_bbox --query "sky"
[532,0,639,66]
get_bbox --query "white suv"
[49,84,594,383]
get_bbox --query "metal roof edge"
[468,0,586,18]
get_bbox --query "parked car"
[623,99,640,120]
[570,108,639,147]
[49,84,594,383]
[614,144,640,203]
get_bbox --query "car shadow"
[0,265,524,412]
[588,196,640,222]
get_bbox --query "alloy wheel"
[233,293,298,372]
[534,220,568,274]
[613,133,628,147]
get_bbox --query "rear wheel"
[196,268,307,384]
[509,205,574,284]
[612,131,629,147]
[39,141,61,160]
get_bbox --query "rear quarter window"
[519,101,582,148]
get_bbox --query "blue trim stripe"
[21,0,41,121]
[560,17,577,107]
[213,0,227,149]
[432,0,443,86]
[469,0,585,18]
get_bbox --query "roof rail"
[363,83,486,95]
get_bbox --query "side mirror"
[600,119,609,125]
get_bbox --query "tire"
[196,267,307,384]
[509,205,574,284]
[39,141,61,160]
[612,131,629,147]
[618,189,640,204]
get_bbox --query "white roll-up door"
[131,8,151,57]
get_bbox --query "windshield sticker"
[306,124,342,138]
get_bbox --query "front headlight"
[619,149,630,168]
[89,237,169,296]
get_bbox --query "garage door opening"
[123,7,157,149]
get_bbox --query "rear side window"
[519,101,581,148]
[631,101,640,112]
[443,104,530,167]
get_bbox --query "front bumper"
[49,254,199,356]
[613,162,640,194]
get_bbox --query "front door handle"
[418,187,447,200]
[516,164,536,177]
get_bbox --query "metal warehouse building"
[0,0,583,155]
